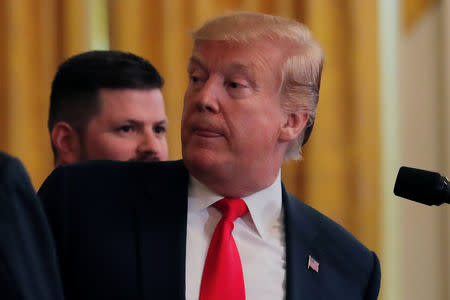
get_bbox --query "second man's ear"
[279,111,309,143]
[51,122,82,166]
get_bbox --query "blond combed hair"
[192,11,324,160]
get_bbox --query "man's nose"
[137,130,160,155]
[195,78,220,113]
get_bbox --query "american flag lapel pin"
[308,255,319,273]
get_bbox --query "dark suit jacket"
[0,151,64,300]
[38,159,380,300]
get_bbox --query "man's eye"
[118,125,133,133]
[228,81,246,89]
[154,126,166,134]
[190,76,199,83]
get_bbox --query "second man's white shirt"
[185,172,286,300]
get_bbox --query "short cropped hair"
[48,50,164,134]
[192,12,324,160]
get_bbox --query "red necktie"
[199,198,249,300]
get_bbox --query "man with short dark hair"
[49,50,169,165]
[39,12,380,300]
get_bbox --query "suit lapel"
[283,186,321,300]
[135,160,189,300]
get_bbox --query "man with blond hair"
[39,12,380,300]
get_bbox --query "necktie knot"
[214,198,248,223]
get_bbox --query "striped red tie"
[199,198,248,300]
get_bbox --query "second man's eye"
[154,126,167,134]
[118,125,133,133]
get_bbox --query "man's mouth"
[192,123,223,138]
[194,129,222,137]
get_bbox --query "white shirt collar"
[188,172,283,240]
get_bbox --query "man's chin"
[183,150,223,173]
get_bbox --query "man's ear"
[279,111,309,142]
[51,122,81,165]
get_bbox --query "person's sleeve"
[364,251,381,300]
[0,155,64,300]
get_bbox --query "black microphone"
[394,166,450,206]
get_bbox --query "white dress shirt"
[185,172,286,300]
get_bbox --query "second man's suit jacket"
[38,159,381,300]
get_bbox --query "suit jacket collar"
[283,185,322,300]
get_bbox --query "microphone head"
[394,166,448,206]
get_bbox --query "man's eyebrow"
[123,119,144,126]
[188,56,204,69]
[188,57,254,73]
[188,57,256,87]
[122,119,169,127]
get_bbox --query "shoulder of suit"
[284,190,373,255]
[0,151,27,182]
[0,151,18,169]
